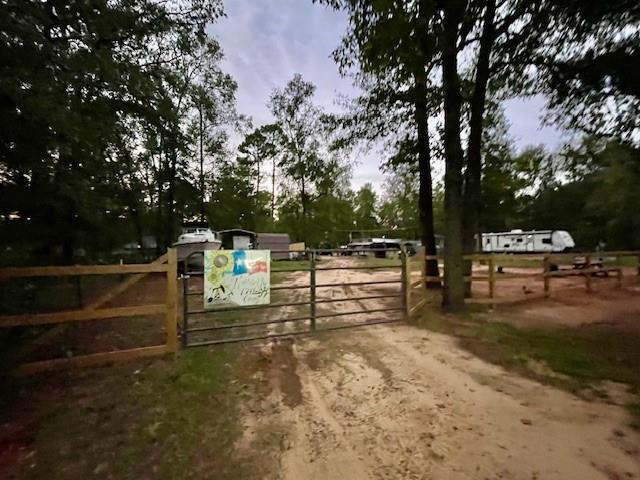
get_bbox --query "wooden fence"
[406,250,640,315]
[0,249,178,374]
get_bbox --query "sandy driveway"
[233,257,640,480]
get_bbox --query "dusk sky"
[213,0,568,191]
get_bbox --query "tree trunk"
[255,155,261,196]
[199,103,205,223]
[413,71,440,288]
[300,173,307,244]
[462,0,497,297]
[271,158,277,220]
[165,130,178,249]
[155,134,164,256]
[441,2,466,311]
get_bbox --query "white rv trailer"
[481,229,575,253]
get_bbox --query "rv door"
[526,234,534,252]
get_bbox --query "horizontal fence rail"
[407,250,639,312]
[0,263,169,279]
[0,249,179,374]
[0,304,166,328]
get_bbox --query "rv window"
[542,238,552,244]
[504,244,510,248]
[486,239,490,245]
[516,238,523,243]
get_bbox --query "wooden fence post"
[616,254,623,287]
[309,250,316,332]
[165,248,178,353]
[543,255,550,298]
[401,248,411,320]
[488,255,495,299]
[585,254,592,292]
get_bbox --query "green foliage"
[207,158,271,232]
[261,74,354,245]
[536,1,640,142]
[477,129,640,250]
[378,167,420,237]
[0,0,237,264]
[353,183,379,231]
[523,139,640,249]
[276,158,355,246]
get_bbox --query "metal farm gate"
[180,248,410,347]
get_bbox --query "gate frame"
[181,247,409,347]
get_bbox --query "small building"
[217,229,256,250]
[289,242,306,260]
[256,233,291,260]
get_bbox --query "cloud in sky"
[212,1,567,191]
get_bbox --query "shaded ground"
[493,284,640,332]
[1,256,639,479]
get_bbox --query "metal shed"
[256,233,291,260]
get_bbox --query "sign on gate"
[204,250,270,309]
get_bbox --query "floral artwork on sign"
[204,250,270,308]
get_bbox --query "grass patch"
[617,255,639,267]
[270,259,310,272]
[493,257,543,268]
[627,402,640,430]
[9,346,258,480]
[417,308,640,427]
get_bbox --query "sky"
[212,0,568,192]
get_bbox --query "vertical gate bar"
[585,254,592,292]
[401,247,410,320]
[165,248,179,353]
[488,255,495,299]
[309,250,316,331]
[182,274,189,348]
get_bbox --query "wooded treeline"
[322,0,639,309]
[0,1,411,264]
[0,0,638,311]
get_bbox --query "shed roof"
[217,229,256,236]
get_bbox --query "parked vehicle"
[481,229,575,253]
[173,226,221,266]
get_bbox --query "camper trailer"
[481,229,575,253]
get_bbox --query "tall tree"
[268,74,333,243]
[353,184,379,233]
[378,166,421,240]
[0,0,238,263]
[321,0,442,285]
[439,0,466,309]
[238,123,282,205]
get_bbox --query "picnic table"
[572,256,604,269]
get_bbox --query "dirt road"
[239,326,639,480]
[234,257,640,480]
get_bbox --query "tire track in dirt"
[234,257,640,479]
[236,327,640,479]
